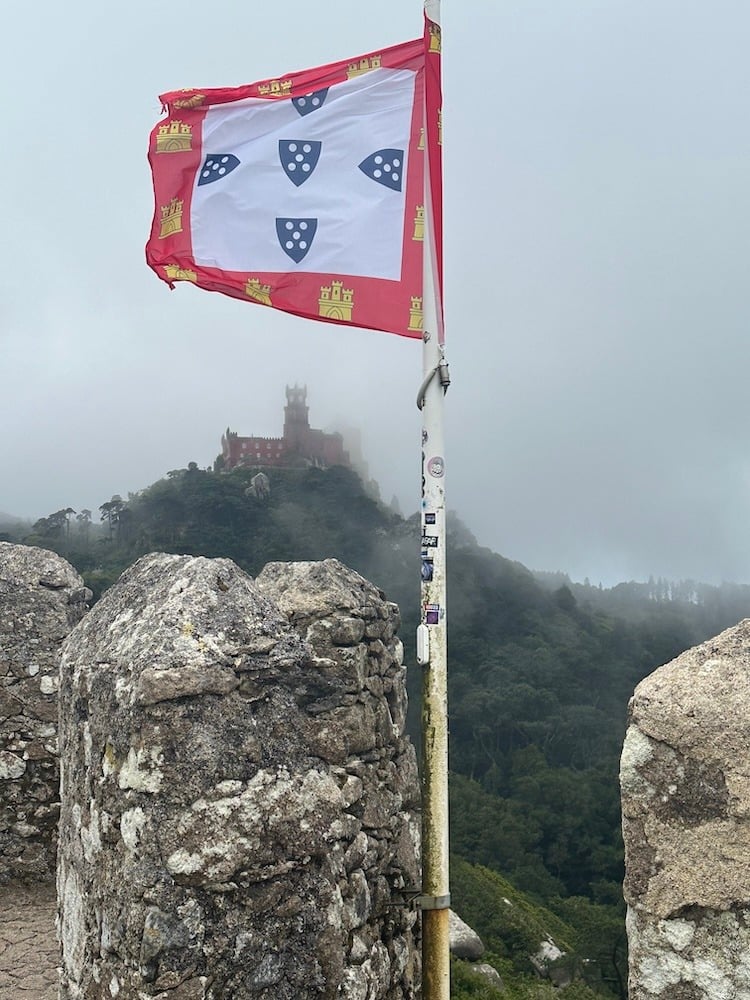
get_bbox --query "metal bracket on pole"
[386,889,452,911]
[417,345,450,410]
[385,887,423,909]
[417,894,451,911]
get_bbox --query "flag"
[146,19,441,340]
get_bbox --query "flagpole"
[418,4,450,998]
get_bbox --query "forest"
[5,463,750,998]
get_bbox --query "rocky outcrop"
[621,619,750,999]
[0,542,89,882]
[530,938,574,988]
[58,554,420,999]
[472,963,504,991]
[448,910,484,961]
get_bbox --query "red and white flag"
[147,17,442,339]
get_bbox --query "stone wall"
[621,619,750,999]
[58,553,420,999]
[0,542,89,883]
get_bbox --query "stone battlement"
[0,543,419,999]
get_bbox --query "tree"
[99,496,126,541]
[75,509,92,546]
[28,508,75,546]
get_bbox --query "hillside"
[0,511,30,541]
[10,463,749,996]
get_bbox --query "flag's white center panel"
[191,68,417,281]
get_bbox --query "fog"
[2,1,749,586]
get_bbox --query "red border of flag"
[146,34,438,340]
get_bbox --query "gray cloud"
[2,0,748,586]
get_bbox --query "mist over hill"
[7,462,749,997]
[0,511,29,528]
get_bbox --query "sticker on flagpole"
[424,513,436,525]
[421,535,438,548]
[421,556,434,581]
[427,456,444,478]
[425,603,441,625]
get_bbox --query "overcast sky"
[2,1,749,587]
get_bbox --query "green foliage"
[28,466,401,602]
[23,462,749,996]
[535,571,750,657]
[450,773,564,898]
[450,857,574,966]
[0,512,28,540]
[451,959,504,1000]
[547,896,627,998]
[453,957,605,1000]
[449,860,612,999]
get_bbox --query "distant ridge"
[0,511,24,524]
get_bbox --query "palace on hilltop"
[220,386,350,471]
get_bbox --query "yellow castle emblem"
[319,281,354,321]
[258,79,293,98]
[413,206,424,242]
[173,92,205,110]
[408,295,423,332]
[164,265,196,282]
[347,55,382,79]
[159,198,184,239]
[428,24,442,53]
[418,113,443,149]
[245,278,272,305]
[156,121,192,154]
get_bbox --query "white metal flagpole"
[418,3,450,998]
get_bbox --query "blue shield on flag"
[278,141,322,187]
[197,154,240,186]
[292,89,329,116]
[359,149,404,192]
[276,218,318,262]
